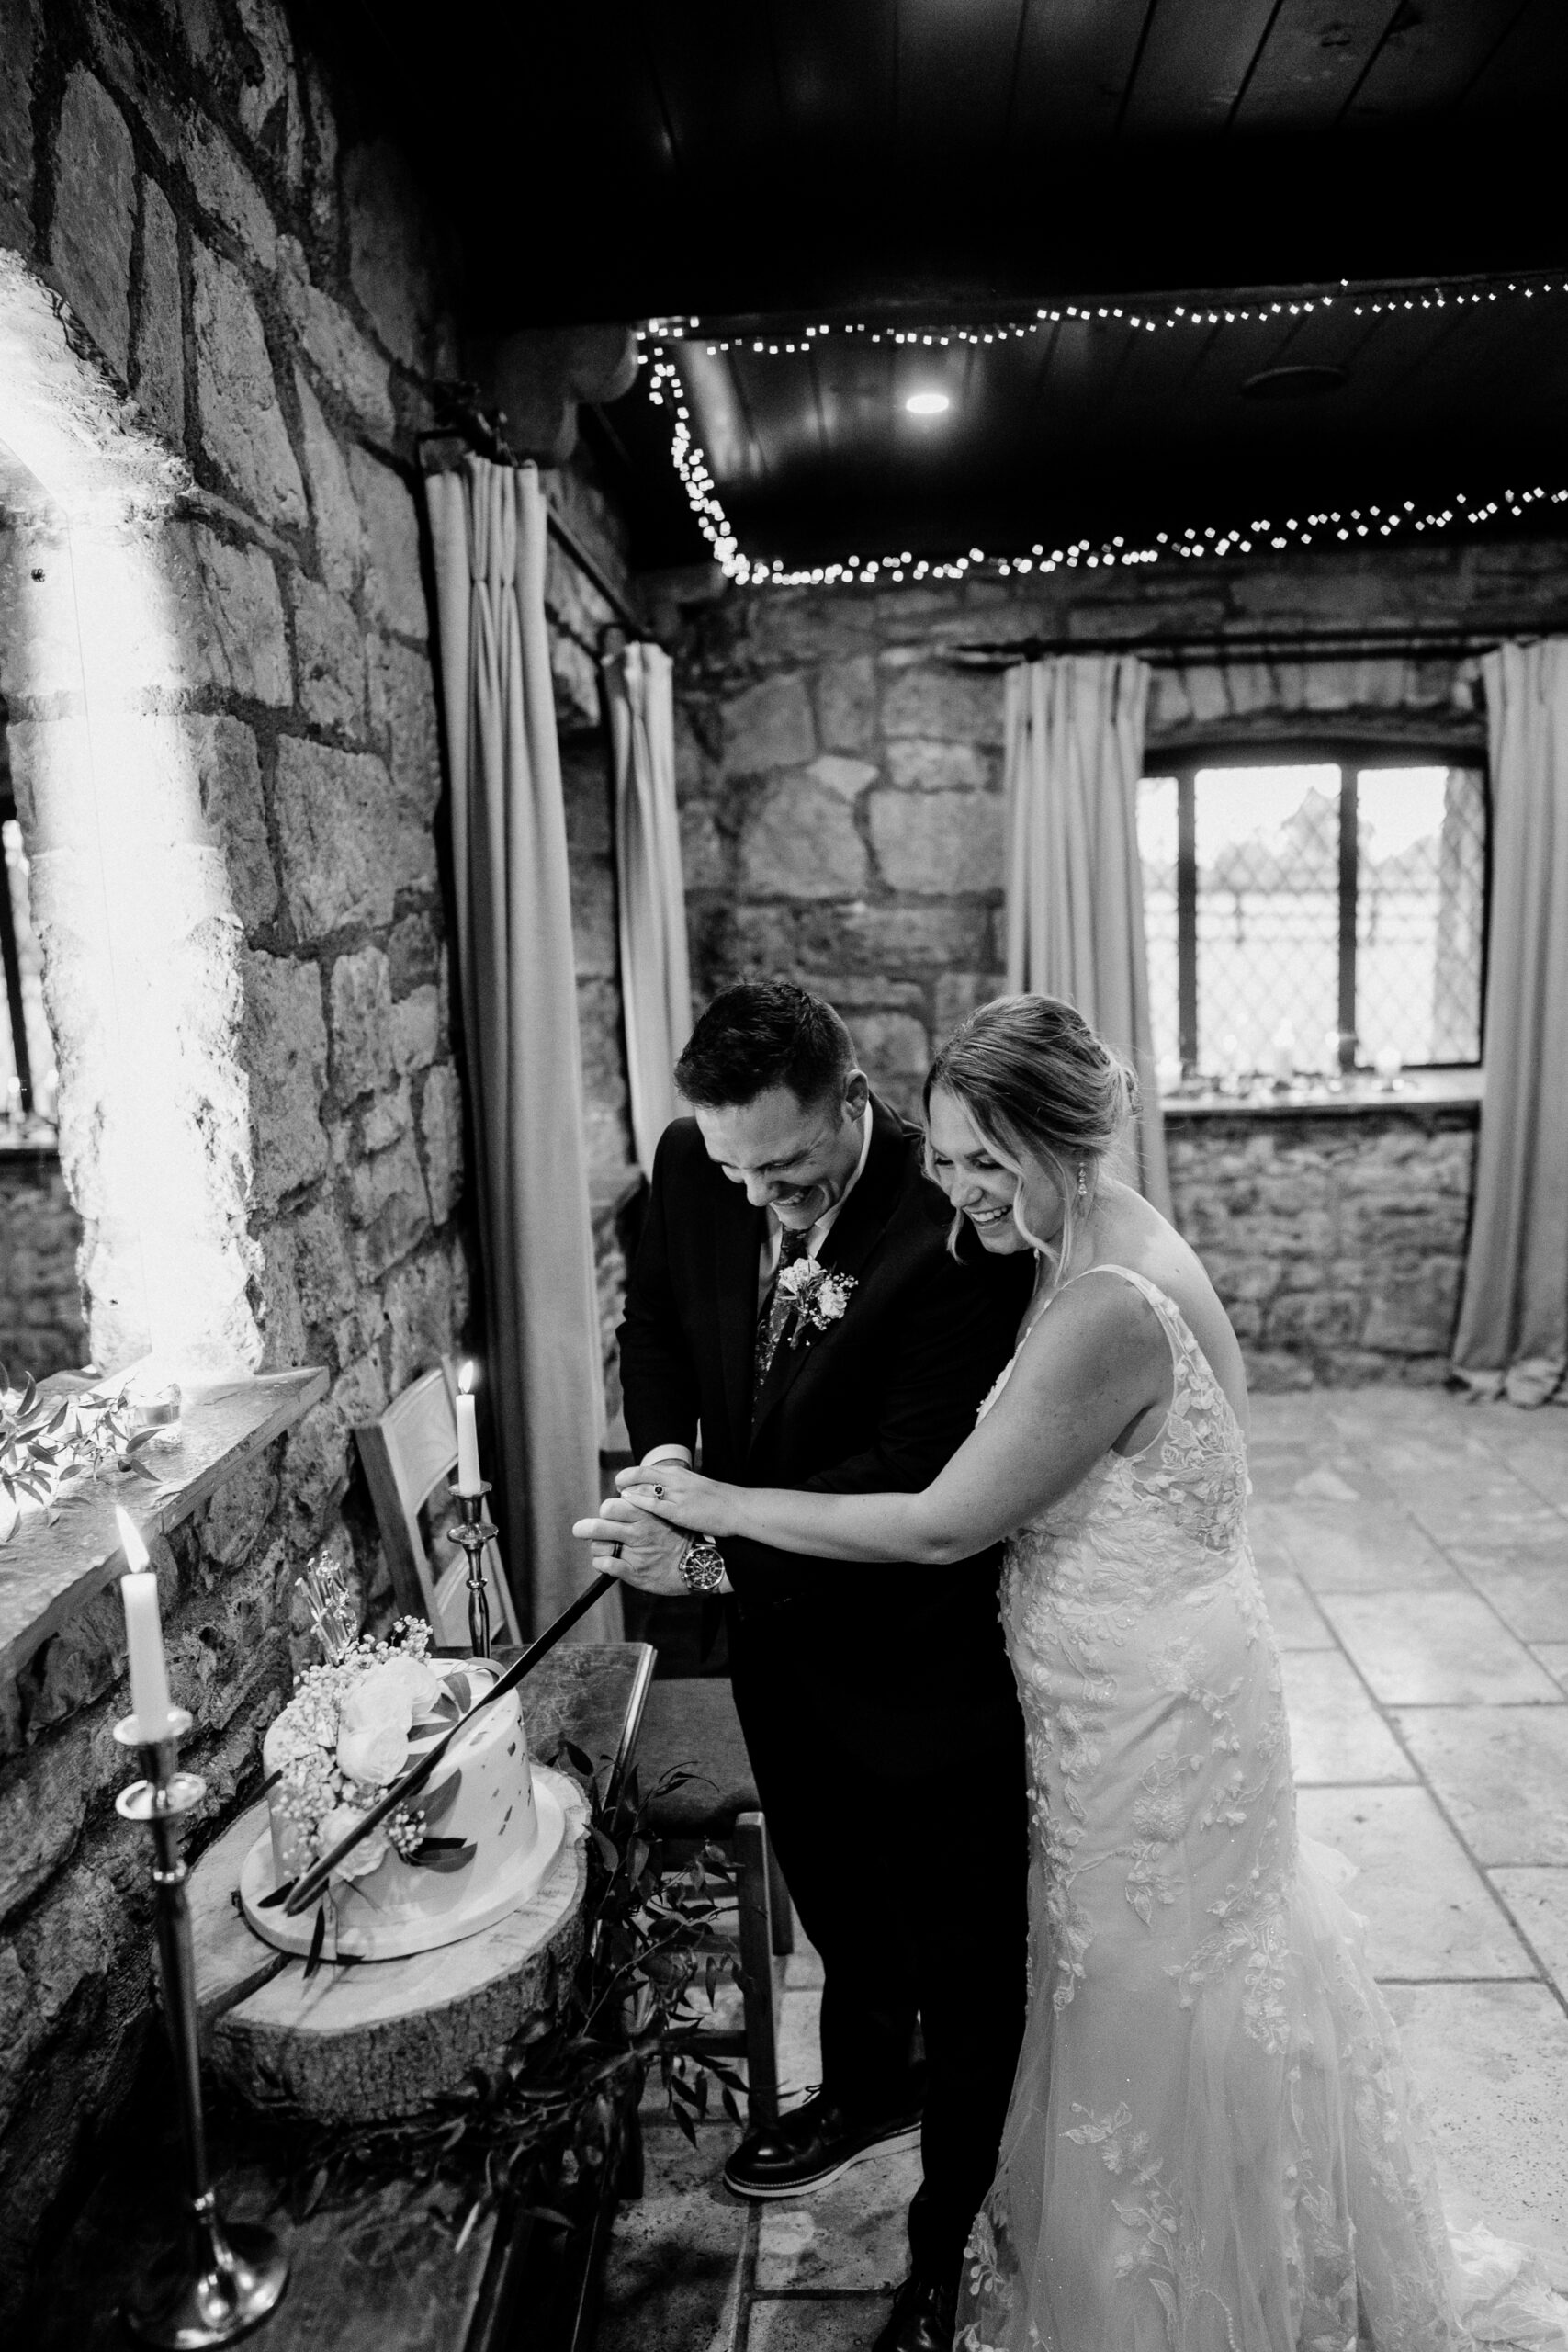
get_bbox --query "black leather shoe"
[722,2090,922,2199]
[872,2273,959,2352]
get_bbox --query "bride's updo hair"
[923,994,1136,1277]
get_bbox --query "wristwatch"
[679,1536,727,1594]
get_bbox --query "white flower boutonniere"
[775,1256,858,1347]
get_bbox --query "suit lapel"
[715,1184,766,1453]
[747,1097,911,1450]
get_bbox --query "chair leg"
[763,1819,795,1957]
[734,1810,780,2126]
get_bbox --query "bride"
[618,994,1564,2352]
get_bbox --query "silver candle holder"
[447,1479,498,1659]
[114,1706,289,2346]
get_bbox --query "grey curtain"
[1003,652,1172,1217]
[1451,639,1568,1407]
[425,456,622,1637]
[603,640,692,1171]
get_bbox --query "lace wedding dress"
[959,1263,1565,2352]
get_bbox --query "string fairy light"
[638,270,1568,589]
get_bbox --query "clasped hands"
[570,1463,735,1598]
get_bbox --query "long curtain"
[425,456,622,1638]
[1451,639,1568,1407]
[1003,652,1172,1216]
[603,640,692,1170]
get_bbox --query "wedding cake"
[240,1618,567,1962]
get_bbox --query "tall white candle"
[456,1363,483,1496]
[116,1507,173,1739]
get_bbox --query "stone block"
[275,738,397,939]
[276,235,394,435]
[815,656,876,752]
[181,113,276,266]
[347,1131,431,1278]
[362,1079,412,1151]
[241,949,328,1208]
[233,0,303,175]
[1266,1291,1363,1351]
[884,739,992,792]
[852,1012,931,1113]
[349,448,428,640]
[287,1201,358,1328]
[389,909,440,995]
[285,1351,387,1544]
[329,944,394,1102]
[254,1219,307,1370]
[187,527,291,704]
[344,138,434,369]
[679,799,729,892]
[131,175,184,446]
[933,970,1006,1036]
[367,636,441,886]
[739,778,867,899]
[420,1061,464,1225]
[880,663,1003,744]
[570,859,616,980]
[723,673,815,775]
[51,70,135,377]
[0,0,36,254]
[0,1740,89,1927]
[202,1452,281,1570]
[385,1249,455,1395]
[1362,1259,1464,1356]
[191,239,306,526]
[391,983,438,1074]
[802,901,991,974]
[294,368,361,592]
[805,753,878,799]
[191,715,276,933]
[289,570,366,734]
[867,787,1003,895]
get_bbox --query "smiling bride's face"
[925,1085,1066,1256]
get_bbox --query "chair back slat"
[354,1365,522,1646]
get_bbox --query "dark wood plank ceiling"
[321,0,1568,566]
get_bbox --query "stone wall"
[0,0,609,2312]
[1166,1104,1478,1391]
[0,1149,87,1378]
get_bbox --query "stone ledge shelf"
[1162,1068,1483,1124]
[0,1367,327,1718]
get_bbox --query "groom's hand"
[571,1494,691,1597]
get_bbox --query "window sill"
[0,1365,327,1719]
[1160,1068,1483,1123]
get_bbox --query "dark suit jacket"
[617,1095,1034,1716]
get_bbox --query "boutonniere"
[776,1257,858,1347]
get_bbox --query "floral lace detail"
[954,1264,1530,2352]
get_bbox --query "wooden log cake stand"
[189,1770,589,2125]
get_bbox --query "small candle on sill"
[455,1362,483,1496]
[116,1506,174,1741]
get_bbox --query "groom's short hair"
[676,980,854,1111]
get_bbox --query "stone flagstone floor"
[597,1387,1568,2352]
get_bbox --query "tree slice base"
[189,1771,589,2126]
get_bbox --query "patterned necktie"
[754,1225,812,1396]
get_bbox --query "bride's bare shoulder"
[1089,1191,1250,1434]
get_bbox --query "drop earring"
[1076,1165,1088,1206]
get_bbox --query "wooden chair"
[355,1363,523,1646]
[631,1677,794,2123]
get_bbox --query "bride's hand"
[615,1462,739,1539]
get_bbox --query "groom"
[581,980,1033,2352]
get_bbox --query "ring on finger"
[608,1541,623,1561]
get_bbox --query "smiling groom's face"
[694,1074,870,1230]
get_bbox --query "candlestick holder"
[447,1480,498,1659]
[115,1708,288,2346]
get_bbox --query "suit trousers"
[728,1597,1030,2287]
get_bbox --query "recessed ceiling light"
[905,390,951,416]
[1240,363,1349,401]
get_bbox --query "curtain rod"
[948,629,1506,671]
